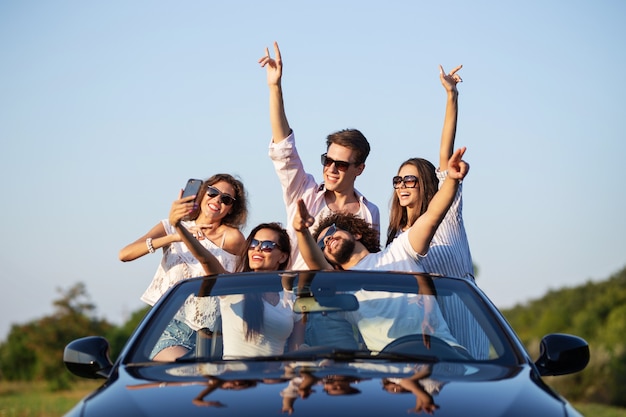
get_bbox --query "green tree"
[105,305,151,361]
[0,282,113,390]
[502,266,626,407]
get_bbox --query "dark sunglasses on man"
[317,223,337,250]
[321,153,355,172]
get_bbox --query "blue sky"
[1,1,625,341]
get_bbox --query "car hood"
[73,360,576,417]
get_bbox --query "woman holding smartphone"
[119,173,248,361]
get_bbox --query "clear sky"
[1,1,625,341]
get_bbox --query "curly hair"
[188,173,248,228]
[385,158,438,247]
[313,213,381,254]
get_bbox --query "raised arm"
[409,147,469,254]
[258,41,291,143]
[118,222,171,262]
[169,192,228,275]
[438,65,463,171]
[293,199,334,270]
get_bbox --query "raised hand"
[258,41,283,86]
[439,64,463,94]
[293,198,315,232]
[447,147,469,180]
[169,190,197,227]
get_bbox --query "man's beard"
[331,237,356,265]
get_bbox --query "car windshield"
[126,271,519,366]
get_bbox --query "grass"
[574,402,626,417]
[1,381,626,417]
[0,381,101,417]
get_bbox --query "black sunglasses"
[206,186,236,206]
[321,153,355,172]
[392,175,418,189]
[249,239,281,253]
[317,223,337,250]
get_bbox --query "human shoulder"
[221,226,246,255]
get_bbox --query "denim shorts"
[305,312,359,350]
[150,319,196,359]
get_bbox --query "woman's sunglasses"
[392,175,418,189]
[249,239,281,253]
[206,186,236,206]
[317,223,337,250]
[321,153,355,172]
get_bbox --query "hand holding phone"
[181,179,203,220]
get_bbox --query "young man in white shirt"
[259,42,380,271]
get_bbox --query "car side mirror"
[534,333,590,376]
[64,336,113,379]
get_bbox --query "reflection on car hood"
[76,360,572,417]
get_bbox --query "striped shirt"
[394,169,488,359]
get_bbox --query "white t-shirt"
[343,291,458,352]
[353,229,426,272]
[220,291,300,359]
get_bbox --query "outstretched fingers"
[258,42,282,67]
[449,64,463,75]
[273,41,281,61]
[440,64,463,84]
[258,47,271,66]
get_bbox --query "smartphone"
[182,178,203,199]
[181,179,203,220]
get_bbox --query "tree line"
[502,265,626,407]
[1,267,625,406]
[0,283,149,390]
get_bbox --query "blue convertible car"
[64,270,589,416]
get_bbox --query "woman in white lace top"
[119,173,248,361]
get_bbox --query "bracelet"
[146,238,155,254]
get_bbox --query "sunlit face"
[395,164,420,208]
[199,180,235,221]
[247,228,288,271]
[322,144,363,192]
[316,224,355,265]
[323,376,358,396]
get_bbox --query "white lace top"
[141,219,239,331]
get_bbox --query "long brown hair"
[385,158,438,247]
[236,223,291,341]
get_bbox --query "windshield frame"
[124,271,523,366]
